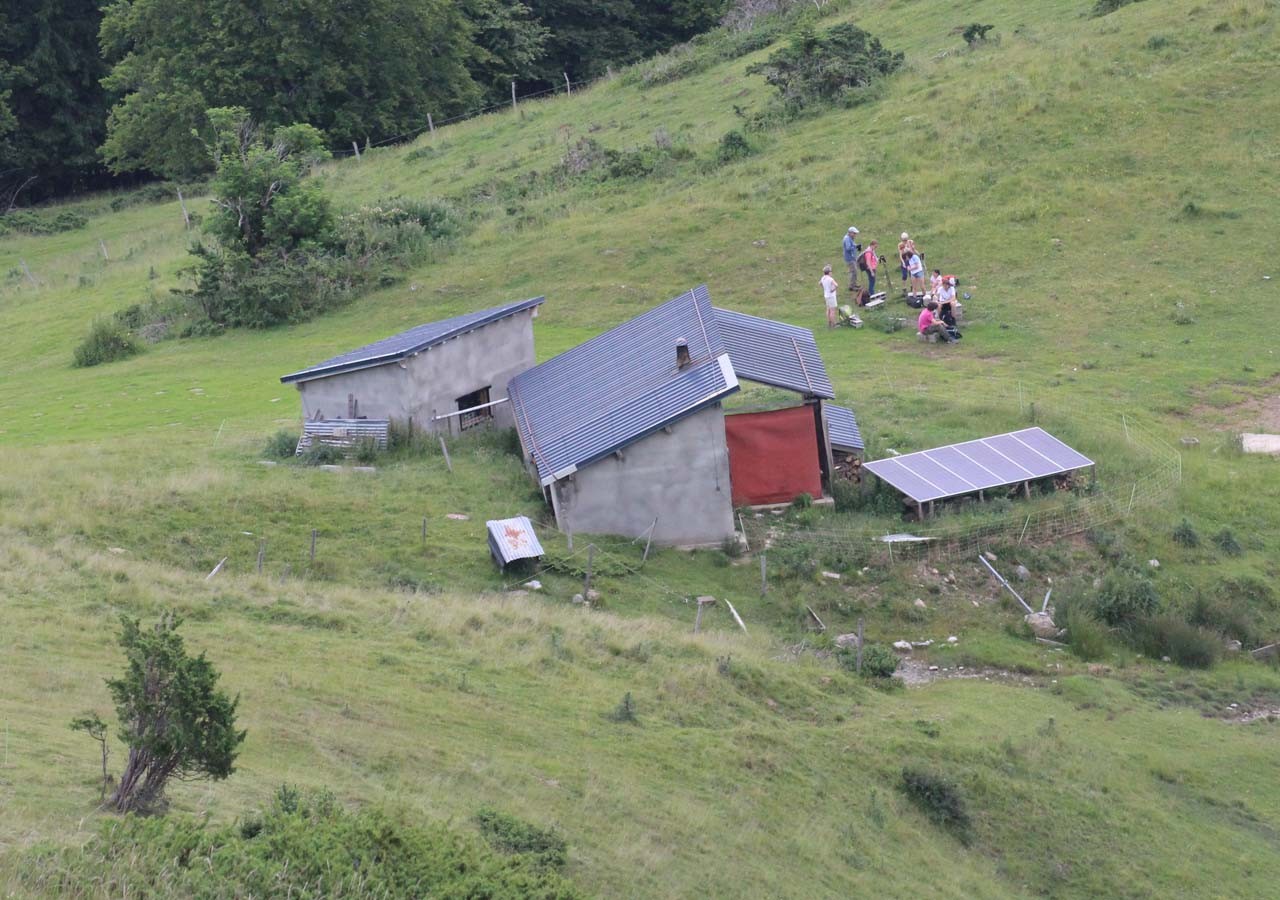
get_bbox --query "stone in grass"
[893,640,913,652]
[984,551,998,562]
[527,580,543,591]
[947,635,959,644]
[835,633,862,649]
[914,598,927,610]
[1148,559,1160,569]
[821,571,842,581]
[1013,564,1031,582]
[572,593,585,604]
[1024,612,1059,639]
[586,589,602,603]
[446,513,469,521]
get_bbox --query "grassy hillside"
[2,0,1280,896]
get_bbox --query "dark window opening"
[457,387,493,431]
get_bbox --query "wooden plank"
[724,598,748,634]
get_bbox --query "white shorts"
[825,295,838,309]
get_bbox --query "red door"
[724,406,823,506]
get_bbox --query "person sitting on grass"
[937,275,959,317]
[930,269,943,299]
[908,248,926,298]
[821,264,840,328]
[918,300,955,343]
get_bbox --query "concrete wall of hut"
[294,310,536,430]
[551,404,736,547]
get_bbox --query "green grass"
[2,0,1280,895]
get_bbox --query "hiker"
[860,240,880,297]
[930,269,944,299]
[842,227,861,293]
[897,232,915,289]
[918,300,954,343]
[937,275,958,315]
[821,264,840,328]
[907,246,926,298]
[938,293,962,341]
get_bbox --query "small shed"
[280,297,544,433]
[486,516,544,571]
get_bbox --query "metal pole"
[978,555,1033,614]
[584,544,594,596]
[310,529,317,562]
[642,518,657,563]
[856,618,864,673]
[511,81,517,114]
[760,553,767,596]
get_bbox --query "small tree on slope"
[105,613,245,813]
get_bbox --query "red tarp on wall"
[724,405,823,506]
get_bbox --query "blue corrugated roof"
[712,307,834,399]
[509,285,739,485]
[280,296,545,384]
[825,404,865,452]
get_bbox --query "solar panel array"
[863,427,1093,504]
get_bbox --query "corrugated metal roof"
[508,285,740,485]
[486,515,545,565]
[280,296,545,384]
[712,307,835,399]
[864,427,1094,504]
[825,404,864,452]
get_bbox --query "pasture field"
[2,0,1279,896]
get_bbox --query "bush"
[17,789,583,897]
[263,430,298,459]
[746,24,904,116]
[1133,615,1221,669]
[961,24,995,45]
[715,129,755,165]
[1172,518,1200,548]
[1188,595,1257,646]
[769,540,817,580]
[1094,572,1160,627]
[73,318,140,368]
[353,437,379,464]
[1065,606,1111,661]
[1212,527,1242,556]
[900,768,971,836]
[839,643,900,679]
[1092,0,1143,17]
[301,444,343,466]
[607,691,638,724]
[791,492,813,510]
[475,808,568,868]
[0,208,89,237]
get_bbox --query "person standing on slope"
[821,265,840,328]
[897,232,915,293]
[861,240,880,298]
[842,227,861,294]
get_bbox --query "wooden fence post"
[511,81,518,114]
[20,259,35,285]
[421,517,427,548]
[99,239,109,260]
[642,517,657,563]
[760,553,767,596]
[564,72,572,96]
[256,540,265,574]
[855,618,864,673]
[427,113,434,137]
[584,544,594,596]
[352,141,362,161]
[310,529,317,563]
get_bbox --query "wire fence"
[749,389,1183,566]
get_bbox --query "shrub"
[1065,606,1111,661]
[302,444,343,466]
[746,24,904,116]
[1172,518,1199,547]
[1133,615,1221,669]
[353,437,379,464]
[1092,0,1143,17]
[791,492,813,510]
[73,318,140,368]
[961,23,995,45]
[608,691,638,723]
[475,808,568,868]
[0,208,89,236]
[1188,595,1256,646]
[769,540,817,580]
[1212,527,1242,556]
[839,643,900,679]
[17,789,582,897]
[263,430,298,459]
[900,768,971,836]
[1094,572,1160,627]
[716,129,755,165]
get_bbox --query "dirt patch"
[895,658,1046,688]
[1189,375,1280,431]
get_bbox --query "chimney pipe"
[675,338,691,370]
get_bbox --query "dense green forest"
[0,0,732,201]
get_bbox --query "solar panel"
[863,428,1094,504]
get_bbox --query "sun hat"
[848,226,859,234]
[901,232,909,240]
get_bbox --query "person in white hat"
[820,264,840,328]
[897,232,917,295]
[842,226,861,293]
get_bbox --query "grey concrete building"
[280,297,543,432]
[508,285,861,546]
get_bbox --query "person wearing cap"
[820,264,840,328]
[842,227,861,293]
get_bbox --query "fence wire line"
[749,396,1182,565]
[330,75,606,158]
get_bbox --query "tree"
[100,0,480,178]
[203,107,331,258]
[463,0,550,103]
[105,613,245,814]
[0,0,111,201]
[746,24,904,112]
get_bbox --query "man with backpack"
[842,226,861,293]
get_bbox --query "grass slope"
[2,0,1280,896]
